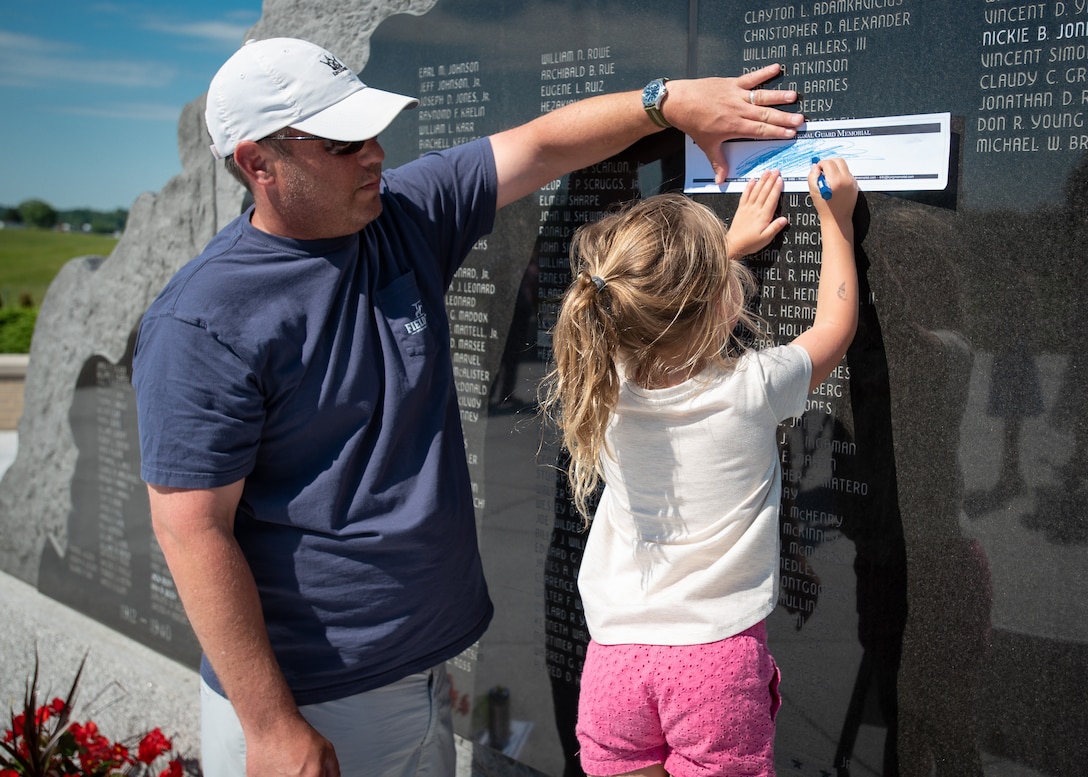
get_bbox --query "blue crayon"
[812,156,833,200]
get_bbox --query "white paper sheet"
[684,112,951,195]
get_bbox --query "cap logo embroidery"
[320,54,348,76]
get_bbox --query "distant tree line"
[2,198,127,234]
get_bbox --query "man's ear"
[233,141,276,187]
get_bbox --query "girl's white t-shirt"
[578,344,812,646]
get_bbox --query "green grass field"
[0,228,118,307]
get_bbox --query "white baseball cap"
[205,37,419,159]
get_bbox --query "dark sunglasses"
[263,134,369,156]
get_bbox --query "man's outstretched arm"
[490,63,801,208]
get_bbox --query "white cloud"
[55,102,182,122]
[88,2,256,44]
[0,28,176,88]
[141,18,254,45]
[0,29,75,53]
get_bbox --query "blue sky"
[1,1,262,211]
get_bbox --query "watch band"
[643,77,671,129]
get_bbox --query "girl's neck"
[636,357,707,390]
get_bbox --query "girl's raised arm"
[791,158,859,391]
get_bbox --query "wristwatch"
[642,78,671,128]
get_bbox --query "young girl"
[541,161,859,777]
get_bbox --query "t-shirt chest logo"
[404,300,428,335]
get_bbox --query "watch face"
[643,80,663,106]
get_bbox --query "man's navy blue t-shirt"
[132,138,497,705]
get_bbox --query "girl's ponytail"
[541,267,622,523]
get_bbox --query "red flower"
[8,713,25,739]
[3,657,188,777]
[157,759,185,777]
[70,719,98,744]
[137,728,173,764]
[68,720,131,772]
[33,698,64,727]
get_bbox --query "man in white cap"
[133,37,801,777]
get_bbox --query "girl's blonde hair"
[540,192,760,522]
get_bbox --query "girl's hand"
[809,158,858,226]
[727,169,788,259]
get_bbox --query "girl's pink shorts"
[576,621,781,777]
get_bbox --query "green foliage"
[1,202,126,234]
[57,208,127,234]
[0,200,124,353]
[0,228,118,308]
[16,199,57,230]
[0,308,38,353]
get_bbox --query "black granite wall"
[41,2,1088,775]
